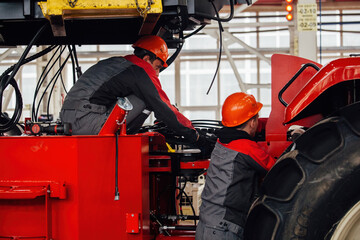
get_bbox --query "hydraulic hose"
[206,0,224,95]
[0,23,49,133]
[1,23,49,92]
[0,45,56,81]
[197,0,235,22]
[0,77,23,133]
[162,32,184,72]
[114,130,120,200]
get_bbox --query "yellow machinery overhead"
[0,0,230,46]
[38,0,163,36]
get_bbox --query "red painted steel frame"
[0,135,151,240]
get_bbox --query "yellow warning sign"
[297,4,317,31]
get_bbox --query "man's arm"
[125,56,198,142]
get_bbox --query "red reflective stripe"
[125,55,194,129]
[219,139,276,171]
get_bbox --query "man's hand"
[195,130,217,159]
[287,125,306,141]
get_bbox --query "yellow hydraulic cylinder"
[38,0,163,36]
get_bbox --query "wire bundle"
[0,23,82,134]
[0,24,49,134]
[31,45,81,121]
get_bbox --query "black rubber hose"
[46,49,72,118]
[0,45,56,81]
[206,0,224,95]
[72,44,82,78]
[68,45,77,84]
[59,55,68,94]
[114,131,120,200]
[1,23,49,94]
[0,23,48,133]
[32,46,65,120]
[0,45,57,123]
[0,77,23,133]
[175,186,197,225]
[35,48,70,120]
[162,32,184,72]
[184,25,206,39]
[197,0,234,22]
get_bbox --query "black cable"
[184,25,206,39]
[176,177,188,216]
[72,44,82,79]
[0,23,48,133]
[46,78,57,120]
[35,46,66,120]
[48,46,72,114]
[32,45,63,120]
[175,186,197,225]
[1,23,48,91]
[0,77,23,133]
[161,32,184,72]
[0,45,56,81]
[32,46,65,120]
[36,47,70,120]
[197,0,234,22]
[33,46,63,95]
[68,45,77,85]
[59,54,68,94]
[115,130,120,200]
[46,49,72,118]
[206,1,224,95]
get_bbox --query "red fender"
[285,57,360,123]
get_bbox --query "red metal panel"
[0,181,66,199]
[180,160,209,170]
[0,134,151,240]
[265,54,323,158]
[98,100,127,136]
[156,235,195,240]
[126,213,140,233]
[284,57,360,123]
[149,155,172,172]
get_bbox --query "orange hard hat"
[132,35,169,67]
[221,92,263,127]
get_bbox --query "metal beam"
[247,83,271,89]
[3,72,21,112]
[206,21,294,29]
[222,30,271,65]
[234,0,258,15]
[0,48,13,62]
[0,46,24,62]
[222,42,247,92]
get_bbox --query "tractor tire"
[244,102,360,240]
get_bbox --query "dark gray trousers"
[60,94,147,135]
[195,220,244,240]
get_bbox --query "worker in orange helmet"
[60,35,198,143]
[196,92,276,240]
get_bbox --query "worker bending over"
[60,35,198,143]
[196,92,276,240]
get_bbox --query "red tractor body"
[1,54,360,239]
